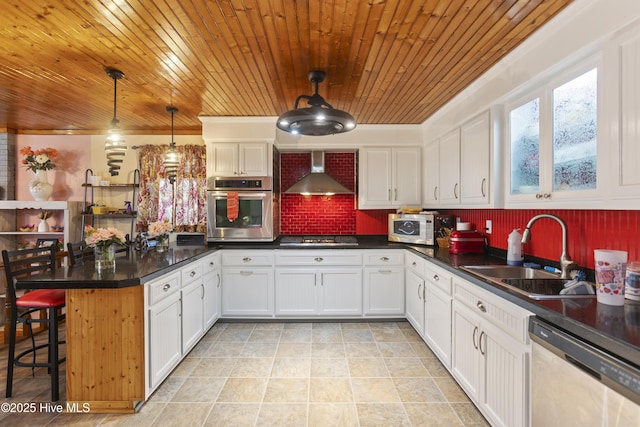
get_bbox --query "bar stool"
[2,245,65,401]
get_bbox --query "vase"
[37,218,49,232]
[29,169,53,201]
[156,234,169,252]
[94,244,117,270]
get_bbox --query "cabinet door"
[275,268,318,315]
[405,269,425,334]
[318,269,363,315]
[363,267,405,315]
[439,129,461,205]
[222,268,274,316]
[209,143,239,176]
[148,293,182,390]
[424,284,452,368]
[203,269,221,330]
[239,143,269,176]
[424,140,440,205]
[358,148,392,208]
[481,321,529,427]
[392,147,421,206]
[181,279,204,353]
[461,111,490,205]
[451,300,481,401]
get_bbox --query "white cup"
[594,249,627,306]
[90,175,101,186]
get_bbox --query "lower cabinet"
[275,268,363,316]
[451,278,531,427]
[423,262,453,368]
[203,252,221,330]
[405,252,426,333]
[222,250,275,317]
[363,250,405,316]
[147,271,182,392]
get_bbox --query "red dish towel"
[227,192,239,222]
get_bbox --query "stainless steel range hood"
[284,151,353,195]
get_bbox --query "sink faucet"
[521,213,577,279]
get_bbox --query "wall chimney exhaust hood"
[284,151,353,195]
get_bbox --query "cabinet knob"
[543,193,551,199]
[433,274,439,281]
[476,300,486,312]
[314,257,324,262]
[190,270,196,277]
[242,257,252,262]
[209,262,215,267]
[536,193,543,199]
[380,256,389,262]
[162,284,171,291]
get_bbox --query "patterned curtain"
[137,144,207,233]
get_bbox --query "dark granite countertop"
[16,245,213,289]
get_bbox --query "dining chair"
[2,245,65,401]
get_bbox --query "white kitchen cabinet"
[404,251,426,333]
[423,261,453,368]
[202,252,221,330]
[180,258,204,353]
[274,250,363,317]
[438,129,461,206]
[146,271,182,392]
[460,111,491,205]
[363,251,405,316]
[451,278,531,427]
[604,21,640,208]
[222,250,274,317]
[206,142,270,177]
[424,140,440,205]
[358,146,421,209]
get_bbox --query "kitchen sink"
[460,265,597,300]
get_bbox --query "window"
[508,65,598,196]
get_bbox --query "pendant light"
[277,71,356,136]
[163,106,180,184]
[104,68,127,176]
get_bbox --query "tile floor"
[1,321,489,426]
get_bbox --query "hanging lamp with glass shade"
[277,71,356,136]
[104,68,127,176]
[163,106,180,184]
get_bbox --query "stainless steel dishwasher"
[529,317,640,426]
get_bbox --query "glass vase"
[156,234,169,252]
[94,244,116,270]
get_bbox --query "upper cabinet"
[358,147,421,209]
[206,142,271,177]
[604,21,640,208]
[425,110,494,208]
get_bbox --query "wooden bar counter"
[15,245,213,413]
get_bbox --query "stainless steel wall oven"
[206,176,277,242]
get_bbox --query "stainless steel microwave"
[388,213,455,246]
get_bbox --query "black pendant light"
[277,71,356,136]
[163,106,180,184]
[104,68,127,176]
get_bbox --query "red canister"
[449,230,485,254]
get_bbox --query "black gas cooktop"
[279,235,359,246]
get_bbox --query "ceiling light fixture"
[163,106,180,184]
[277,71,356,136]
[104,68,126,176]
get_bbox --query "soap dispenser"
[507,228,524,266]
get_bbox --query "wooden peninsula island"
[16,245,217,413]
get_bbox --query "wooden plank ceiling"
[0,0,573,134]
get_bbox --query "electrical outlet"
[485,219,492,234]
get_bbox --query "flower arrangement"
[38,210,52,220]
[84,225,127,248]
[148,219,173,237]
[20,146,59,172]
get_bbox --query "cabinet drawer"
[424,262,452,295]
[363,251,404,266]
[405,251,425,278]
[453,278,532,344]
[202,252,221,273]
[275,250,362,266]
[148,271,181,306]
[222,251,274,266]
[181,260,203,287]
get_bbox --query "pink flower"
[148,220,173,237]
[85,226,127,248]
